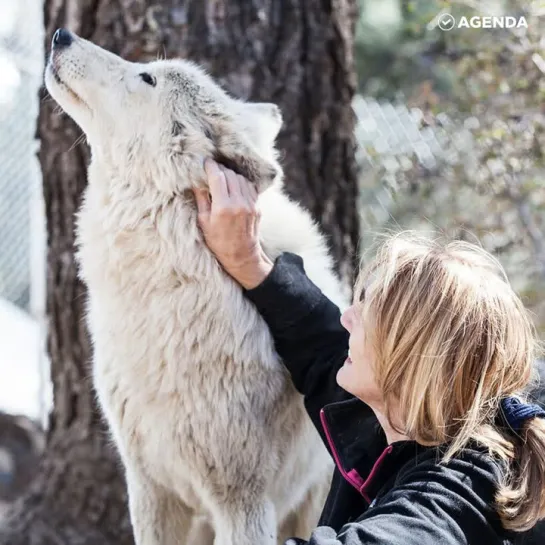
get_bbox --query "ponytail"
[497,416,545,531]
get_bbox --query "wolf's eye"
[139,73,156,87]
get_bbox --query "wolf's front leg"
[211,498,277,545]
[278,477,327,544]
[126,469,193,545]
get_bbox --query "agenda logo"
[435,13,528,31]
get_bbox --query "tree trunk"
[0,1,358,543]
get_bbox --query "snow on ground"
[0,297,45,422]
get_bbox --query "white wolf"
[45,28,347,545]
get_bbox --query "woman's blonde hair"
[355,231,545,532]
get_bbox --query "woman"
[192,159,545,544]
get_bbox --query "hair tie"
[500,396,545,433]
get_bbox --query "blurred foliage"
[356,0,545,336]
[355,0,453,99]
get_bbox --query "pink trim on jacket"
[320,408,393,504]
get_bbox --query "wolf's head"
[45,29,282,194]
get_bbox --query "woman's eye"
[358,287,366,302]
[139,73,156,87]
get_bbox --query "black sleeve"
[244,252,352,429]
[287,457,503,545]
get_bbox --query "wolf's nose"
[52,28,73,48]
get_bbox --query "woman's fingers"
[220,165,244,202]
[204,158,229,205]
[193,189,211,221]
[194,158,271,289]
[238,174,258,208]
[202,158,257,215]
[247,179,258,203]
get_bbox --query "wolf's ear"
[242,102,283,144]
[205,101,283,191]
[213,133,280,192]
[211,107,282,191]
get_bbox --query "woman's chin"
[336,361,356,394]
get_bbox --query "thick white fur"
[45,32,348,545]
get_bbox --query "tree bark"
[0,1,358,543]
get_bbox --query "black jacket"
[244,252,545,545]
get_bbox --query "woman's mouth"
[345,351,352,365]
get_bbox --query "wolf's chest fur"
[76,176,303,495]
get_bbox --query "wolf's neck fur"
[79,158,228,292]
[79,158,282,374]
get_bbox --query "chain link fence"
[0,0,47,426]
[354,95,448,169]
[0,0,44,313]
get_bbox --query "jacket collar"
[320,397,427,502]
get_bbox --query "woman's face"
[337,304,382,407]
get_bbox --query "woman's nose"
[340,306,354,332]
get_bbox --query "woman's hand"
[193,159,274,290]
